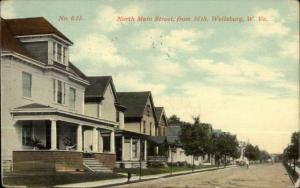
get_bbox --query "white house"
[115,91,158,168]
[1,17,118,172]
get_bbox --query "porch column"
[121,136,125,160]
[92,127,98,152]
[130,137,133,160]
[98,129,103,152]
[77,124,82,151]
[138,138,141,160]
[110,130,115,153]
[51,120,57,150]
[144,140,147,161]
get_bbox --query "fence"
[283,161,299,184]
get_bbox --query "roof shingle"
[1,18,32,57]
[6,17,72,44]
[117,91,151,118]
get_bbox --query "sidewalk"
[54,165,237,188]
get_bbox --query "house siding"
[23,41,48,64]
[101,84,117,122]
[1,57,85,161]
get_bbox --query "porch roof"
[146,136,167,145]
[115,129,148,139]
[11,103,118,129]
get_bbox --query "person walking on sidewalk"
[246,159,249,169]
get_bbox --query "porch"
[11,104,117,171]
[115,129,148,169]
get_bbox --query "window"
[150,123,152,136]
[132,142,137,158]
[53,79,56,101]
[22,123,32,146]
[53,42,57,60]
[53,42,66,64]
[57,80,63,104]
[57,44,62,62]
[143,121,146,133]
[63,47,66,64]
[22,72,32,97]
[69,87,76,109]
[53,79,66,104]
[146,105,151,116]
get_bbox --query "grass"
[3,171,125,187]
[3,165,217,187]
[114,165,216,176]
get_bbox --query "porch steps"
[83,158,112,173]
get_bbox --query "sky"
[1,0,299,153]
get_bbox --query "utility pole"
[170,146,173,176]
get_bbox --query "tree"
[210,131,239,167]
[179,116,211,171]
[168,115,181,124]
[259,150,270,162]
[244,144,259,161]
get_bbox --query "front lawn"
[3,171,125,187]
[114,165,216,176]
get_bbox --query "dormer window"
[53,41,67,64]
[57,43,62,62]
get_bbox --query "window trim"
[22,72,32,98]
[53,79,66,105]
[53,41,66,64]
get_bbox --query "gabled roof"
[154,107,163,121]
[5,17,73,44]
[1,18,33,57]
[155,107,168,127]
[85,76,118,102]
[117,91,156,121]
[16,103,52,109]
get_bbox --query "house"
[1,17,118,172]
[146,107,169,165]
[154,107,168,137]
[167,122,211,166]
[115,91,158,168]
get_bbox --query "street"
[115,163,293,188]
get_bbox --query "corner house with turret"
[1,17,122,172]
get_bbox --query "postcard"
[1,0,299,187]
